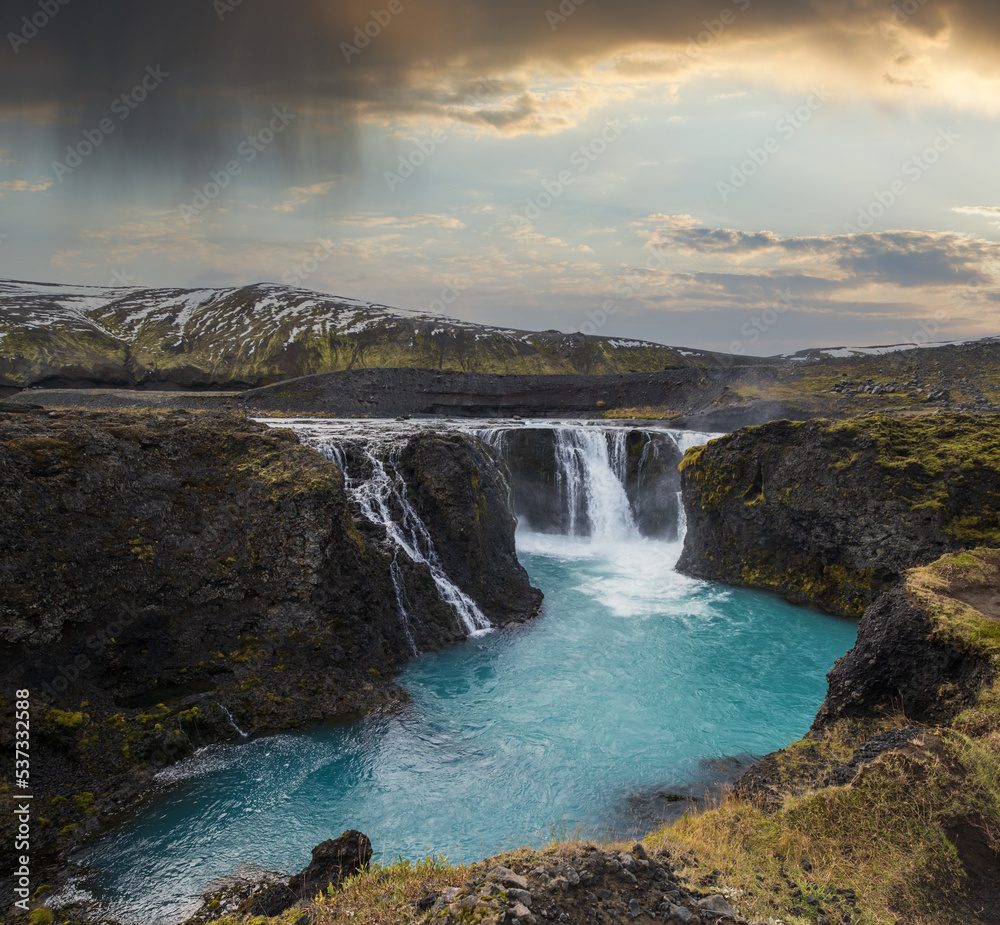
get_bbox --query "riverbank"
[0,409,541,909]
[181,547,998,925]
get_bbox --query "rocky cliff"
[677,412,1000,616]
[0,409,540,869]
[713,549,1000,924]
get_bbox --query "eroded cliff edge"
[665,411,1000,923]
[0,409,541,871]
[677,412,1000,617]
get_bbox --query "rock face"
[815,551,998,728]
[0,409,539,866]
[397,434,543,624]
[288,830,373,900]
[677,413,1000,616]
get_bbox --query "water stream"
[75,420,858,924]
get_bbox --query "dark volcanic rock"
[0,409,539,872]
[288,830,372,899]
[677,413,1000,616]
[815,584,995,729]
[397,434,543,624]
[239,366,787,423]
[626,431,683,539]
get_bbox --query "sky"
[0,0,998,356]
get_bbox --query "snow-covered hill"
[0,279,730,390]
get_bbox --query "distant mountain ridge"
[0,279,741,391]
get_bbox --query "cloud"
[954,205,1000,226]
[2,0,999,181]
[271,179,338,213]
[0,179,53,195]
[643,219,1000,290]
[336,214,467,230]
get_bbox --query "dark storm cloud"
[2,0,999,181]
[649,224,1000,290]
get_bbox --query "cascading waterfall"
[478,425,680,542]
[83,421,862,925]
[553,428,639,543]
[285,421,706,643]
[311,439,491,641]
[219,706,248,740]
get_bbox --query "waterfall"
[264,420,719,631]
[219,705,248,739]
[553,428,639,543]
[311,439,492,640]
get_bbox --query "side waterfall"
[312,437,491,643]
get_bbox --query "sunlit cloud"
[271,180,339,213]
[0,179,53,195]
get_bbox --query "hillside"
[0,279,738,391]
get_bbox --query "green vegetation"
[736,554,881,618]
[829,414,1000,546]
[46,709,84,729]
[650,549,1000,925]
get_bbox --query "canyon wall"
[0,409,540,866]
[677,413,1000,617]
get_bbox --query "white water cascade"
[551,428,639,543]
[265,419,721,645]
[314,438,492,642]
[219,705,248,740]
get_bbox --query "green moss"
[828,414,1000,545]
[737,552,880,617]
[47,709,84,729]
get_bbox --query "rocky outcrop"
[677,413,1000,616]
[726,549,1000,923]
[815,549,999,728]
[397,434,543,623]
[0,409,539,869]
